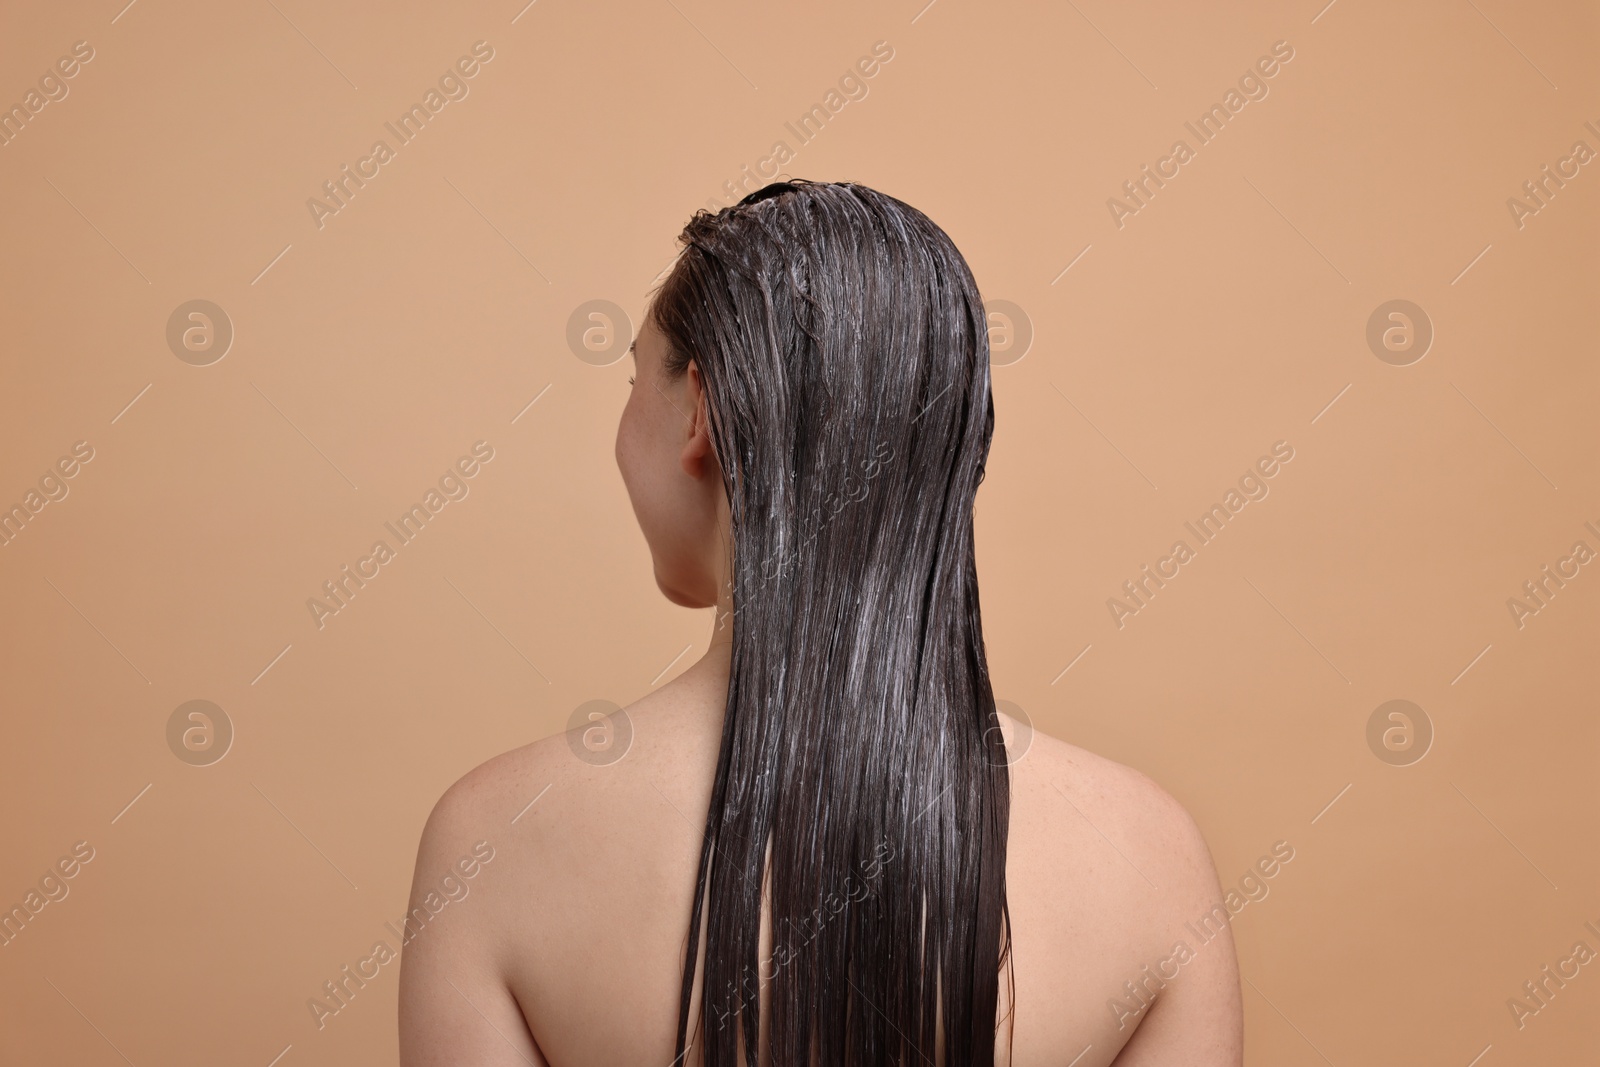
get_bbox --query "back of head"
[650,179,1012,1065]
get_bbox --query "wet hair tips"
[649,179,1013,1065]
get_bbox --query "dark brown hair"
[649,179,1013,1065]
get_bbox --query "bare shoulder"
[407,671,726,968]
[402,678,723,1064]
[417,737,550,837]
[1002,710,1214,880]
[415,674,721,854]
[998,710,1243,1065]
[399,726,577,990]
[415,726,576,845]
[396,725,582,1065]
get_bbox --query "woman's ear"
[680,361,716,479]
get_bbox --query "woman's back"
[398,179,1241,1065]
[396,648,1243,1066]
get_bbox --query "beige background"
[1,0,1595,1063]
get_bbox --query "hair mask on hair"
[649,179,1013,1065]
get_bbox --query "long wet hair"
[649,179,1013,1065]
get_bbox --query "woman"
[398,180,1243,1065]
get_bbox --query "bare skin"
[397,317,1244,1066]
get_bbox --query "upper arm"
[398,767,546,1067]
[1109,782,1244,1066]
